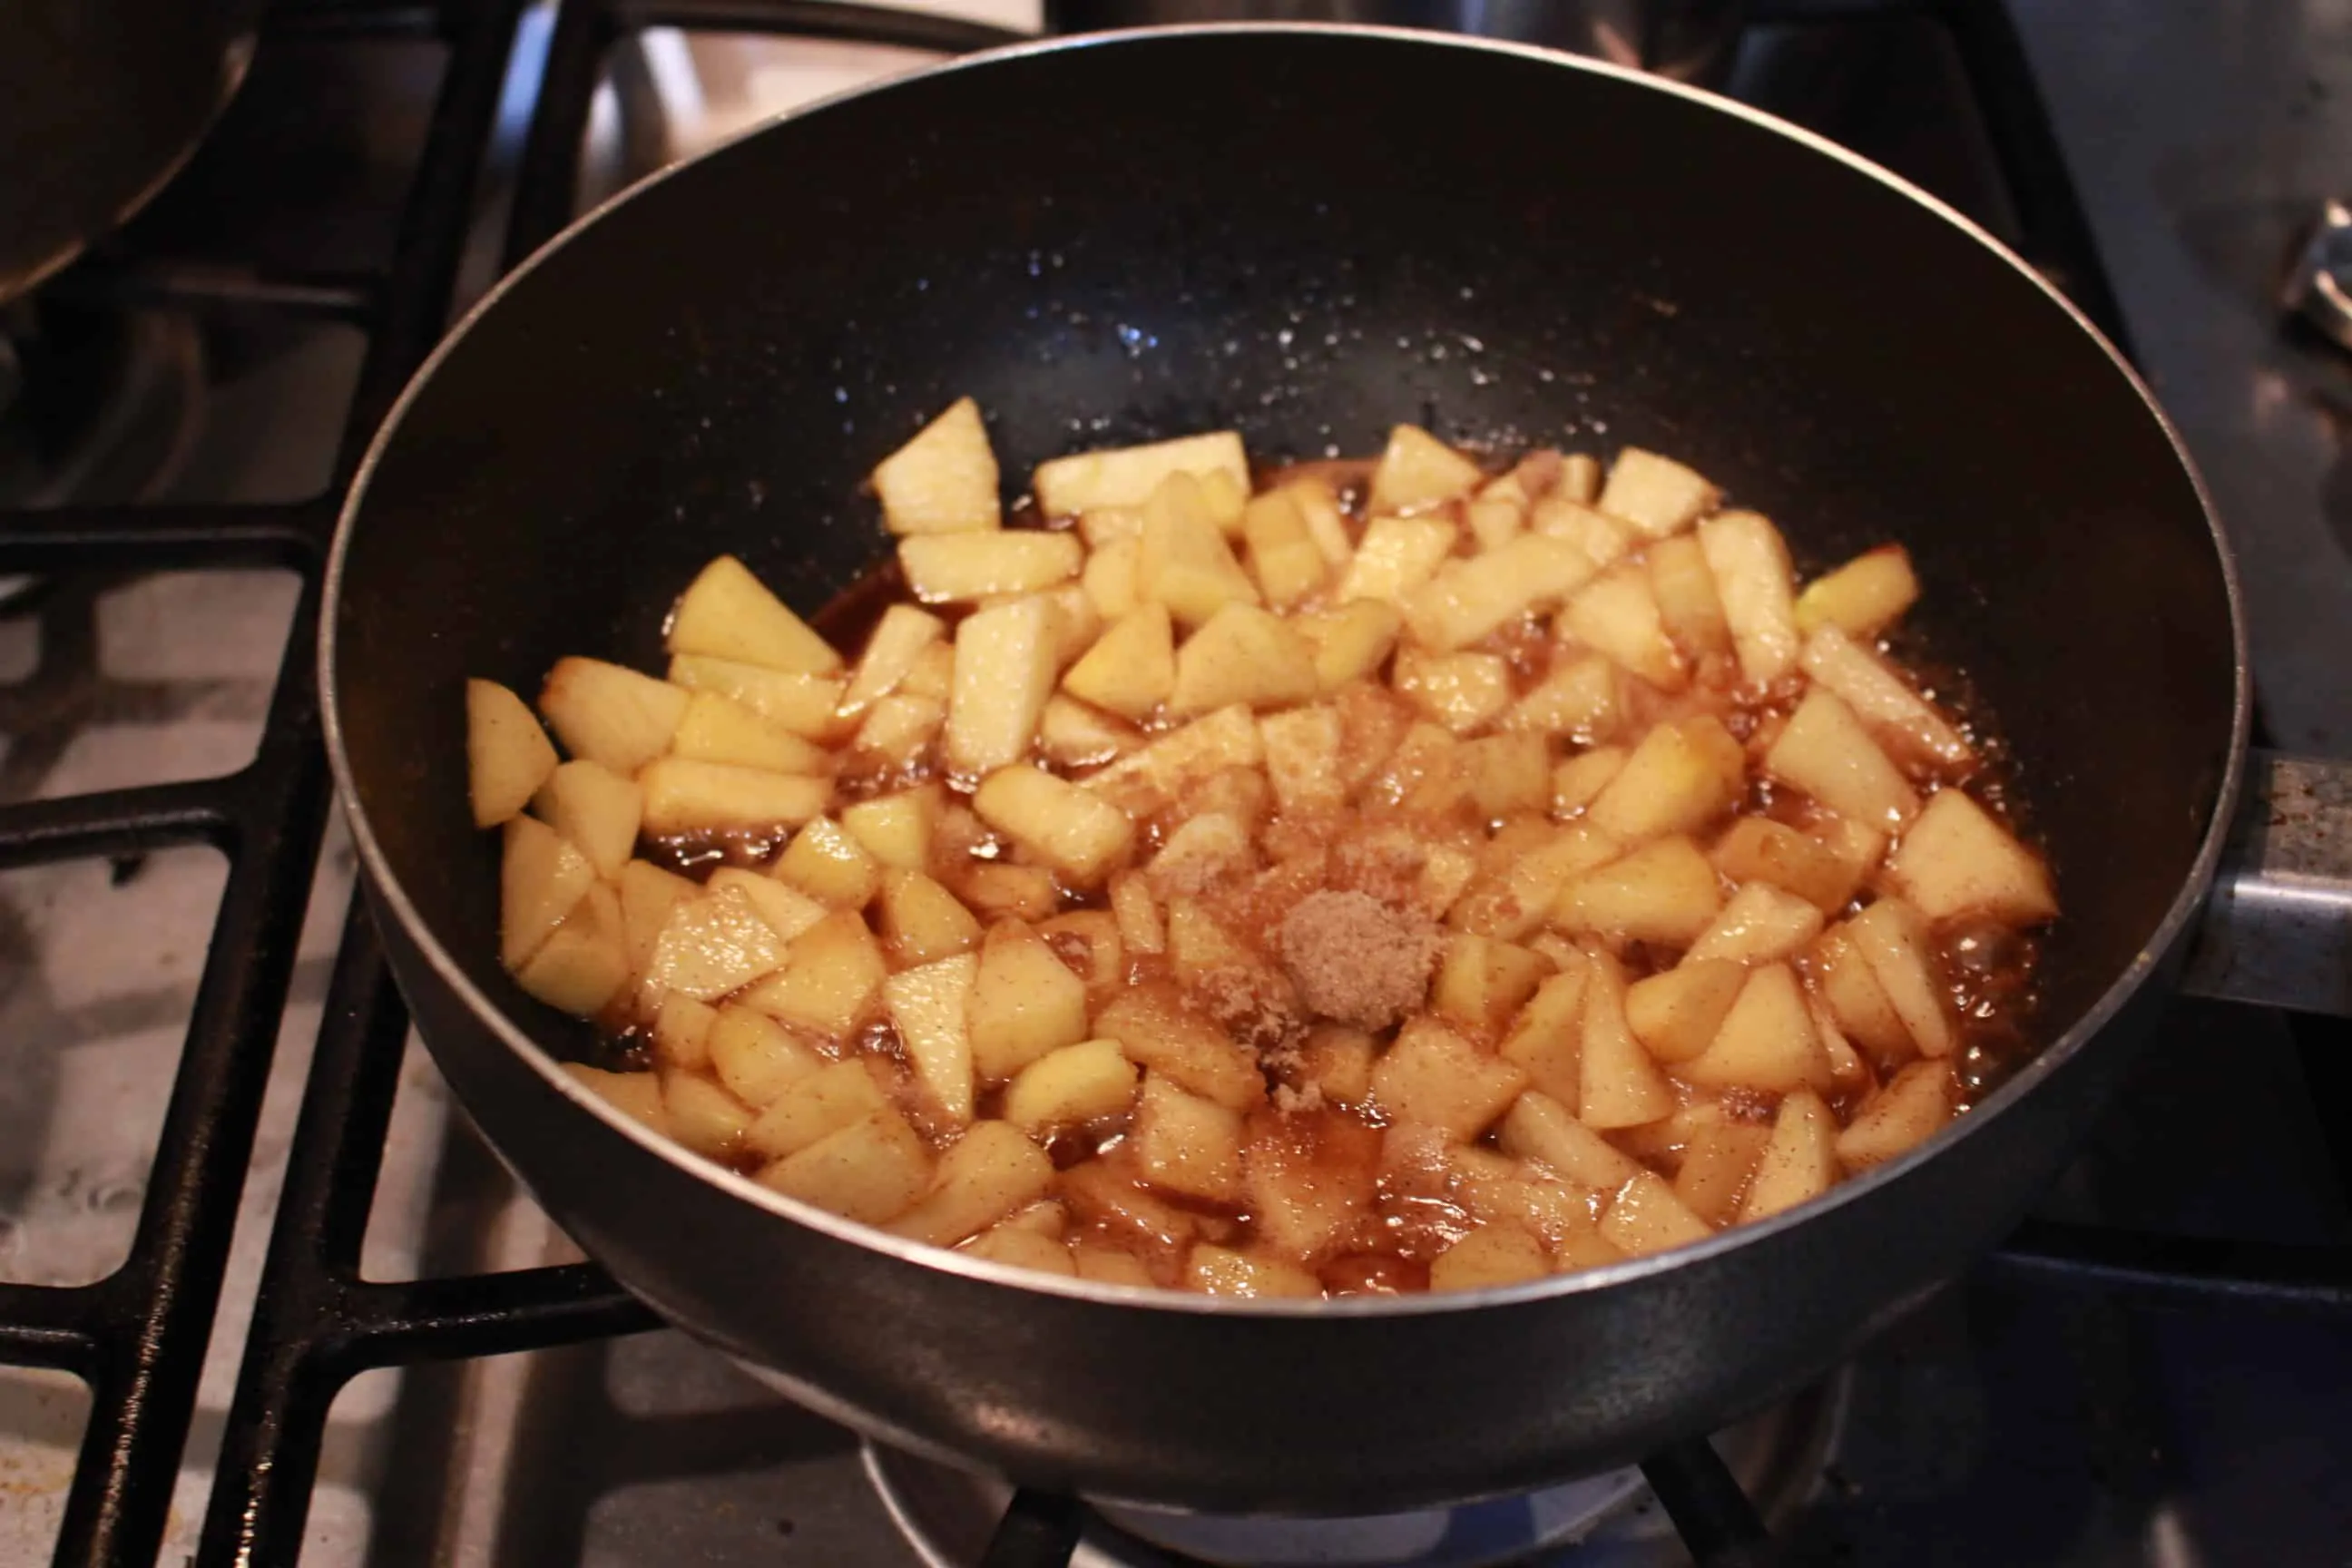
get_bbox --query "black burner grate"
[1,3,2346,1566]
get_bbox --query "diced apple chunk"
[1710,818,1869,913]
[1674,1117,1772,1226]
[964,1227,1075,1275]
[1034,430,1249,518]
[1623,957,1747,1065]
[1370,1017,1528,1141]
[1697,511,1800,687]
[1463,732,1552,818]
[884,951,979,1122]
[946,595,1058,776]
[1498,961,1589,1110]
[839,789,934,871]
[1132,1073,1248,1203]
[706,867,824,946]
[1259,705,1346,814]
[1678,963,1831,1094]
[1529,497,1632,571]
[871,397,1000,535]
[1138,472,1260,626]
[1586,716,1743,842]
[1601,1170,1714,1257]
[757,1109,932,1224]
[1577,953,1676,1129]
[738,909,887,1039]
[1509,654,1622,743]
[1844,898,1957,1057]
[671,691,831,775]
[1433,934,1553,1033]
[652,993,718,1072]
[1740,1088,1838,1221]
[637,760,826,838]
[1367,424,1485,514]
[1061,603,1174,720]
[838,604,946,718]
[773,815,880,908]
[1188,1245,1320,1298]
[666,555,842,675]
[1550,748,1627,818]
[1036,694,1139,769]
[1886,789,2057,924]
[1465,495,1525,552]
[1338,515,1457,605]
[1004,1038,1139,1133]
[1647,534,1732,662]
[668,655,846,740]
[708,1004,823,1109]
[1497,1090,1643,1191]
[500,814,595,971]
[1096,984,1265,1112]
[1552,835,1724,949]
[1243,488,1332,608]
[1801,627,1974,772]
[1597,447,1720,538]
[1082,535,1142,619]
[1394,647,1513,735]
[540,760,642,879]
[565,1063,669,1134]
[1685,881,1827,965]
[1296,600,1403,691]
[1560,565,1686,691]
[660,1071,750,1160]
[1836,1059,1957,1171]
[888,1122,1057,1247]
[1404,535,1596,652]
[973,765,1136,885]
[1170,603,1320,715]
[539,656,690,773]
[1430,1222,1552,1289]
[877,869,982,966]
[899,533,1083,603]
[1795,544,1919,641]
[514,884,630,1014]
[1763,688,1919,829]
[968,919,1092,1083]
[467,679,558,828]
[1808,927,1915,1071]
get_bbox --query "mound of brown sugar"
[1278,889,1440,1032]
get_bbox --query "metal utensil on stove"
[321,25,2352,1514]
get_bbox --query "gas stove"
[2,4,2347,1566]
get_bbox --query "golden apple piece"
[1108,871,1166,956]
[1247,1114,1382,1265]
[666,554,843,675]
[1137,471,1261,626]
[1586,716,1743,842]
[972,765,1137,885]
[1034,430,1249,518]
[1836,1059,1958,1171]
[1811,999,1876,1098]
[1403,534,1597,652]
[1597,446,1720,538]
[1061,602,1175,720]
[1673,1117,1772,1226]
[1395,647,1513,736]
[1038,909,1124,1004]
[1463,732,1552,818]
[1696,510,1801,687]
[1132,1073,1249,1204]
[645,882,788,1000]
[1808,927,1916,1071]
[945,594,1058,776]
[704,867,824,945]
[883,951,979,1124]
[707,1004,823,1109]
[1187,1245,1321,1298]
[1684,881,1828,965]
[1498,1090,1643,1190]
[1285,477,1357,567]
[838,603,946,719]
[500,814,595,971]
[1150,816,1257,904]
[1800,626,1975,772]
[1551,747,1628,818]
[898,642,956,700]
[1369,1017,1529,1141]
[1259,704,1346,815]
[1170,603,1320,715]
[1600,1171,1714,1257]
[1508,654,1623,744]
[1739,1088,1838,1221]
[1036,694,1141,769]
[1004,1038,1140,1133]
[1242,487,1332,607]
[1429,1222,1552,1290]
[1079,505,1144,547]
[651,993,718,1072]
[1710,818,1868,913]
[898,532,1083,603]
[514,883,630,1014]
[538,656,690,774]
[670,691,831,776]
[967,918,1093,1083]
[666,654,846,739]
[540,759,642,879]
[1433,933,1554,1033]
[961,861,1061,925]
[1623,956,1748,1065]
[1072,1241,1159,1288]
[1678,963,1832,1094]
[1082,534,1142,619]
[741,1056,887,1161]
[737,909,887,1040]
[1647,533,1732,663]
[772,814,880,908]
[1577,952,1677,1130]
[1367,423,1486,514]
[1886,788,2058,925]
[1763,688,1920,829]
[616,858,696,982]
[1557,453,1602,503]
[636,759,827,839]
[564,1063,670,1135]
[1553,1225,1632,1272]
[466,678,558,828]
[1291,1024,1375,1106]
[838,789,935,871]
[1096,984,1266,1112]
[877,869,982,967]
[1465,495,1526,553]
[1843,898,1957,1057]
[1560,564,1686,691]
[1551,834,1724,949]
[757,1107,932,1225]
[964,1227,1077,1276]
[661,1071,752,1161]
[870,396,1001,535]
[1338,514,1458,605]
[1528,496,1633,571]
[1794,544,1919,641]
[1498,960,1590,1110]
[1295,600,1403,691]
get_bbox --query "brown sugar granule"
[1191,963,1304,1054]
[1279,889,1440,1032]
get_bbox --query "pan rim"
[319,21,2252,1320]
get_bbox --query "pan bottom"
[862,1367,1847,1567]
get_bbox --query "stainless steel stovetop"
[3,3,2348,1564]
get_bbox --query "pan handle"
[2177,750,2352,1016]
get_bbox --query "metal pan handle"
[2178,750,2352,1016]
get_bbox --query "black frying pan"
[321,27,2244,1510]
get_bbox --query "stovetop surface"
[3,3,2348,1565]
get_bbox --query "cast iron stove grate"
[1,3,2346,1566]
